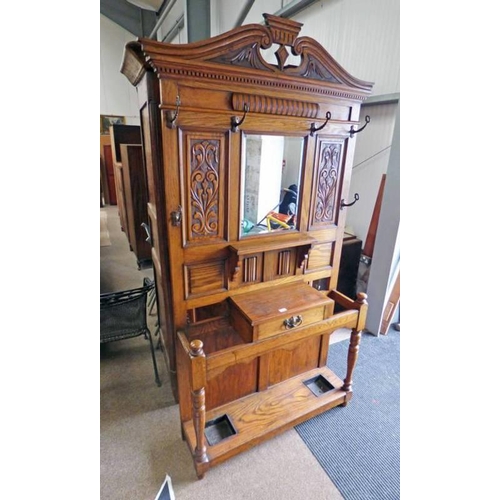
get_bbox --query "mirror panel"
[240,134,304,237]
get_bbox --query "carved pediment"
[121,13,373,98]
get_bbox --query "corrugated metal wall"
[292,0,399,96]
[347,103,397,243]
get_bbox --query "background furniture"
[121,13,373,478]
[109,124,141,233]
[100,134,116,205]
[337,232,363,304]
[100,278,160,386]
[120,143,152,269]
[109,125,151,268]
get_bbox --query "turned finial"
[356,292,368,304]
[190,340,204,356]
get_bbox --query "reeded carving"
[314,143,342,224]
[232,93,318,118]
[190,140,220,237]
[277,251,291,276]
[243,256,258,283]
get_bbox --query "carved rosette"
[190,140,220,238]
[314,142,342,224]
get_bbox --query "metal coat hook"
[349,115,370,138]
[166,95,181,129]
[340,193,359,210]
[231,103,249,132]
[310,111,331,136]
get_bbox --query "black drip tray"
[303,375,335,397]
[204,414,236,446]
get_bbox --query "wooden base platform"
[182,365,348,476]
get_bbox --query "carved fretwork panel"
[183,132,227,245]
[310,140,346,229]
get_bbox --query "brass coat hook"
[310,111,331,136]
[349,115,370,138]
[231,103,249,132]
[166,95,181,129]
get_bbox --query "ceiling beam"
[362,93,400,107]
[100,0,157,37]
[234,0,256,29]
[149,0,177,39]
[162,14,185,42]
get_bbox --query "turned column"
[189,340,209,479]
[342,293,368,399]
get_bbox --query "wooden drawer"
[229,282,334,342]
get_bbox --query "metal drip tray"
[204,414,237,446]
[303,375,335,397]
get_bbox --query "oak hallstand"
[121,13,373,479]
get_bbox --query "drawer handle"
[283,315,303,329]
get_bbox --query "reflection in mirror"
[240,134,304,237]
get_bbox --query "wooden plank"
[380,270,400,335]
[363,174,386,258]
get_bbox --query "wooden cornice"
[121,14,374,99]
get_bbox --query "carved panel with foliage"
[310,140,345,228]
[184,133,227,244]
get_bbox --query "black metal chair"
[100,278,161,386]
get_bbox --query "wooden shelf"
[229,233,317,254]
[229,234,317,283]
[182,366,347,470]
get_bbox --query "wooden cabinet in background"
[109,124,141,234]
[109,124,151,268]
[121,13,373,479]
[120,143,152,268]
[337,233,363,303]
[100,135,116,205]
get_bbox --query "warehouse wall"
[156,0,187,43]
[347,103,398,243]
[100,14,140,123]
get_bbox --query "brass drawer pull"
[283,315,303,329]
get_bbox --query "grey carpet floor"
[100,205,344,500]
[296,330,400,500]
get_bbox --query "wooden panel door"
[165,127,231,317]
[103,144,116,205]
